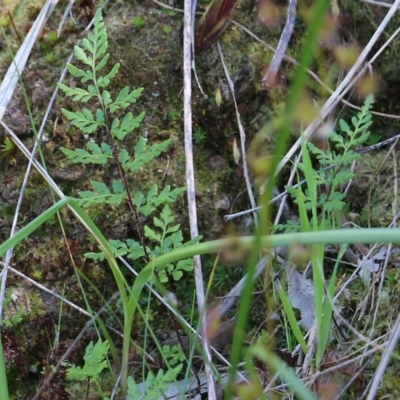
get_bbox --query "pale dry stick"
[392,147,398,228]
[261,0,297,87]
[335,362,370,400]
[231,20,400,121]
[183,0,216,396]
[217,42,258,223]
[57,0,76,37]
[152,0,187,13]
[301,325,317,375]
[357,132,400,154]
[361,0,400,8]
[262,372,280,396]
[368,243,392,343]
[1,123,63,196]
[273,0,400,179]
[0,0,58,323]
[344,160,357,195]
[0,262,91,317]
[366,312,400,400]
[0,0,57,119]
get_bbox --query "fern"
[127,364,183,400]
[58,8,194,282]
[58,8,199,395]
[67,339,109,381]
[277,94,374,232]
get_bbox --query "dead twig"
[217,42,258,223]
[261,0,297,87]
[183,0,216,396]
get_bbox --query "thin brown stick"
[7,10,23,44]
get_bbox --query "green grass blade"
[0,334,9,400]
[278,285,308,353]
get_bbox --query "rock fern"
[58,10,198,283]
[276,94,374,232]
